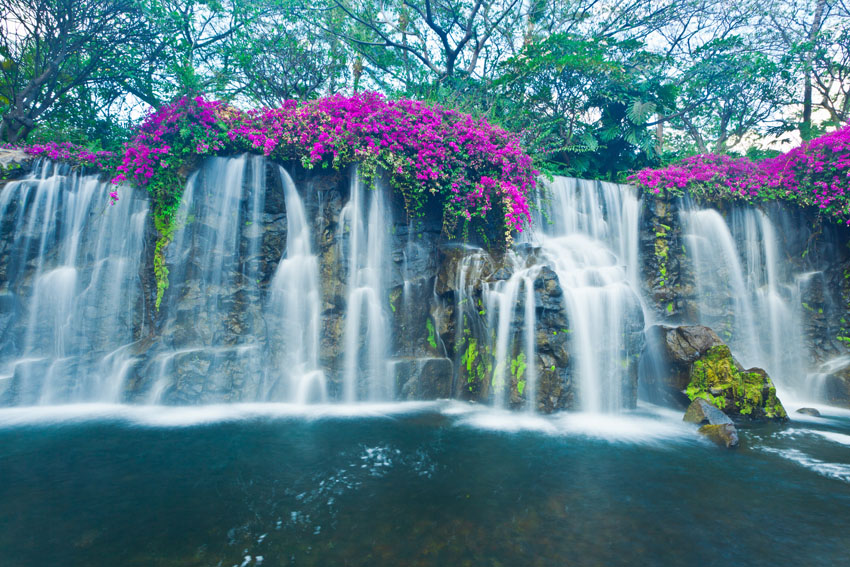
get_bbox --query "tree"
[315,0,527,90]
[495,33,674,176]
[230,4,350,104]
[673,37,789,153]
[763,0,848,137]
[0,0,150,143]
[810,25,850,127]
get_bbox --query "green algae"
[685,345,787,420]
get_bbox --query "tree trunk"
[655,115,664,155]
[0,113,33,144]
[802,0,828,137]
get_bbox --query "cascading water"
[470,177,644,412]
[266,167,324,403]
[533,178,644,412]
[0,162,148,404]
[338,172,392,402]
[681,204,811,399]
[148,155,267,402]
[0,156,843,410]
[482,257,540,409]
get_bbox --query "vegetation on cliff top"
[629,125,850,225]
[2,0,848,180]
[5,93,537,309]
[112,93,535,236]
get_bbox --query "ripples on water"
[1,402,849,567]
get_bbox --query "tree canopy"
[1,0,848,175]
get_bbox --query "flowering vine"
[21,141,115,169]
[112,93,535,233]
[107,93,536,309]
[629,125,850,224]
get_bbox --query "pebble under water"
[1,402,849,567]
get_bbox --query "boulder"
[822,360,850,408]
[698,424,739,448]
[686,347,787,421]
[683,397,733,425]
[641,325,787,421]
[641,325,725,407]
[684,398,739,448]
[0,149,32,181]
[795,407,821,417]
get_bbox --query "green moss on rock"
[685,345,787,421]
[698,423,739,448]
[460,337,492,395]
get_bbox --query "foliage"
[2,0,848,181]
[0,0,151,143]
[21,141,116,169]
[106,93,536,308]
[672,36,790,154]
[494,33,674,178]
[113,93,536,238]
[630,124,850,224]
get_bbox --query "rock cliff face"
[2,155,850,410]
[92,157,583,410]
[638,193,850,406]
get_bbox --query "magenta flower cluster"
[112,96,225,189]
[4,142,118,203]
[21,141,114,169]
[630,125,850,223]
[112,93,536,234]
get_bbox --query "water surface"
[1,402,848,566]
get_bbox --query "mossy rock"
[683,397,732,425]
[698,423,739,448]
[685,345,787,421]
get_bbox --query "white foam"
[0,401,702,444]
[782,401,850,421]
[0,401,446,428]
[455,404,694,444]
[456,408,560,434]
[758,447,850,483]
[812,430,850,447]
[551,412,694,444]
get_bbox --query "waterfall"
[148,155,266,402]
[266,167,324,403]
[534,178,644,412]
[339,172,392,402]
[681,204,813,400]
[0,162,148,404]
[0,157,842,410]
[482,259,539,409]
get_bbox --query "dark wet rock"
[641,325,725,407]
[638,194,698,321]
[686,347,787,421]
[698,423,739,448]
[683,397,733,425]
[821,359,850,408]
[795,407,821,417]
[684,397,740,449]
[490,267,512,282]
[394,357,453,400]
[642,325,787,421]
